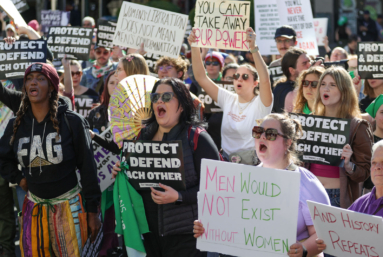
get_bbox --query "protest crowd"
[0,0,383,257]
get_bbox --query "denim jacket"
[80,62,118,92]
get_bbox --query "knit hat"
[28,20,40,32]
[366,94,383,118]
[205,51,224,68]
[24,63,60,92]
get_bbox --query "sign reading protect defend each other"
[357,42,383,79]
[121,140,186,191]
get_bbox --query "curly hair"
[10,81,60,145]
[154,56,188,80]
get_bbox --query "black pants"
[0,177,15,253]
[143,232,207,257]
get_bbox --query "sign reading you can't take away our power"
[121,140,186,191]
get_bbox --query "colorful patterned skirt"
[20,186,88,257]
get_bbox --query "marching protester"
[316,140,383,251]
[343,34,360,55]
[366,95,383,143]
[82,16,96,28]
[63,59,98,97]
[358,79,383,113]
[0,63,101,256]
[329,47,348,62]
[81,44,117,94]
[311,66,373,208]
[112,78,221,256]
[222,63,239,82]
[194,113,331,257]
[188,27,273,165]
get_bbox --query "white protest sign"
[192,0,251,51]
[77,128,119,192]
[197,159,301,257]
[254,0,280,55]
[313,18,328,47]
[307,201,383,257]
[277,0,318,55]
[0,0,27,27]
[113,2,188,59]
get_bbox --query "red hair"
[101,71,116,107]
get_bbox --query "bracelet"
[250,46,259,53]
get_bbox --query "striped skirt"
[20,191,88,257]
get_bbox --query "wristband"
[250,46,259,53]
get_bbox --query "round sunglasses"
[252,126,288,141]
[233,73,249,81]
[302,80,318,88]
[150,92,175,103]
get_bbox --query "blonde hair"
[293,66,325,113]
[119,54,150,77]
[313,66,361,119]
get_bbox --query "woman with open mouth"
[311,66,373,209]
[194,113,331,257]
[188,27,273,166]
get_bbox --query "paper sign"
[0,40,47,80]
[197,81,235,113]
[289,113,351,166]
[113,1,188,59]
[313,18,328,47]
[47,26,93,60]
[192,0,251,51]
[254,0,280,55]
[0,0,27,26]
[97,19,117,49]
[121,140,186,191]
[357,42,383,79]
[197,159,300,257]
[307,201,383,257]
[41,10,71,33]
[277,0,318,55]
[1,0,28,18]
[74,95,100,117]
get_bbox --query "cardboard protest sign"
[0,0,27,27]
[0,81,15,138]
[277,0,318,55]
[97,19,117,49]
[144,52,162,77]
[0,40,47,80]
[1,0,28,18]
[289,113,350,166]
[113,1,188,59]
[121,140,186,191]
[197,159,300,257]
[254,0,280,55]
[47,26,93,60]
[357,42,383,79]
[192,0,251,51]
[41,10,71,33]
[307,201,383,257]
[197,81,235,113]
[74,95,100,117]
[313,18,328,47]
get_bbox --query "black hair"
[348,34,359,43]
[222,63,239,78]
[143,78,207,128]
[281,47,307,79]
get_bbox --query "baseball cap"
[274,25,296,39]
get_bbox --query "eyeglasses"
[158,65,174,72]
[150,92,175,103]
[302,80,319,88]
[205,61,220,66]
[224,76,234,81]
[275,39,293,44]
[233,73,249,81]
[252,126,289,141]
[71,71,83,77]
[95,49,110,55]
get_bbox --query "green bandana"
[366,95,383,118]
[303,102,311,114]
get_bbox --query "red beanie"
[24,63,60,92]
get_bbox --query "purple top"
[348,187,383,217]
[296,167,330,241]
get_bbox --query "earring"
[49,91,52,98]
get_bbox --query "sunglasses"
[158,65,174,72]
[275,39,293,44]
[252,126,288,141]
[233,73,249,81]
[95,50,110,55]
[150,92,175,103]
[302,80,319,88]
[71,71,82,77]
[205,61,220,66]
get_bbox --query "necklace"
[238,97,255,115]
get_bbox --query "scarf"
[92,60,113,78]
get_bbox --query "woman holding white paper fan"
[194,113,330,257]
[188,27,273,165]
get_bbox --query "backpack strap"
[187,125,224,161]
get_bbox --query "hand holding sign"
[316,238,326,252]
[288,243,304,257]
[246,27,256,51]
[188,28,197,46]
[341,144,353,172]
[150,183,179,204]
[193,220,204,238]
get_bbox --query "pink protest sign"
[197,159,301,257]
[192,0,251,51]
